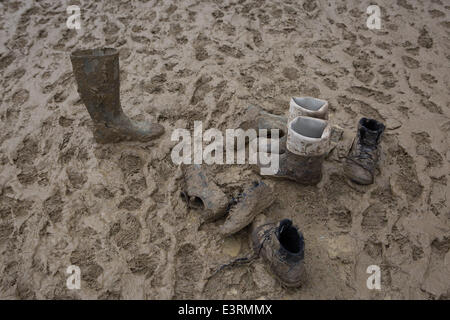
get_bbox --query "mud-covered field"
[0,0,449,299]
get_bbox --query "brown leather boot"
[220,181,274,236]
[344,118,385,185]
[70,48,164,143]
[236,105,288,154]
[180,165,229,222]
[252,219,306,287]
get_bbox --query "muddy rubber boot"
[70,48,164,143]
[180,164,229,222]
[344,118,385,185]
[288,97,328,122]
[254,116,331,185]
[236,105,288,154]
[252,219,306,287]
[220,181,274,237]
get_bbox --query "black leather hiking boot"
[252,219,306,287]
[344,118,385,185]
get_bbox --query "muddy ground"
[0,0,449,299]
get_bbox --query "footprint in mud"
[174,243,203,299]
[421,99,442,114]
[143,73,167,94]
[190,75,212,105]
[0,261,18,293]
[353,53,374,84]
[193,33,210,61]
[43,190,63,224]
[429,176,448,217]
[324,173,357,203]
[418,28,433,48]
[412,132,443,168]
[388,142,424,201]
[363,237,383,259]
[378,65,398,89]
[217,45,244,59]
[361,204,387,232]
[14,137,38,169]
[401,55,420,69]
[17,166,38,185]
[58,116,74,128]
[127,252,160,278]
[15,280,36,299]
[420,73,437,85]
[428,9,445,18]
[119,153,144,176]
[126,174,147,194]
[70,236,104,290]
[109,213,141,250]
[431,236,450,259]
[0,219,14,246]
[11,88,29,105]
[370,183,396,209]
[117,196,142,211]
[66,167,87,189]
[328,206,352,232]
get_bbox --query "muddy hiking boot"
[252,219,306,287]
[180,164,228,222]
[70,48,164,143]
[236,105,288,154]
[254,116,331,185]
[220,181,275,237]
[288,97,329,122]
[344,118,385,185]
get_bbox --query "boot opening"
[361,118,383,132]
[291,117,327,139]
[293,97,325,111]
[189,196,205,210]
[180,192,205,210]
[278,219,303,254]
[72,48,117,58]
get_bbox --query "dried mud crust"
[0,0,449,299]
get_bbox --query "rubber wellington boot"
[344,118,385,185]
[252,219,306,287]
[220,181,274,237]
[288,97,328,122]
[180,164,229,222]
[70,48,164,143]
[254,116,331,185]
[236,105,288,154]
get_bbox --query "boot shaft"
[357,118,385,146]
[275,219,304,262]
[289,97,328,122]
[286,116,331,156]
[70,48,122,122]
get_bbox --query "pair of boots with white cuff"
[244,97,331,185]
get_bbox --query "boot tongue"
[360,127,379,146]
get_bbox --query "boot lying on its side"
[236,105,288,154]
[344,118,385,185]
[252,219,306,287]
[180,164,228,222]
[220,181,274,237]
[70,48,164,143]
